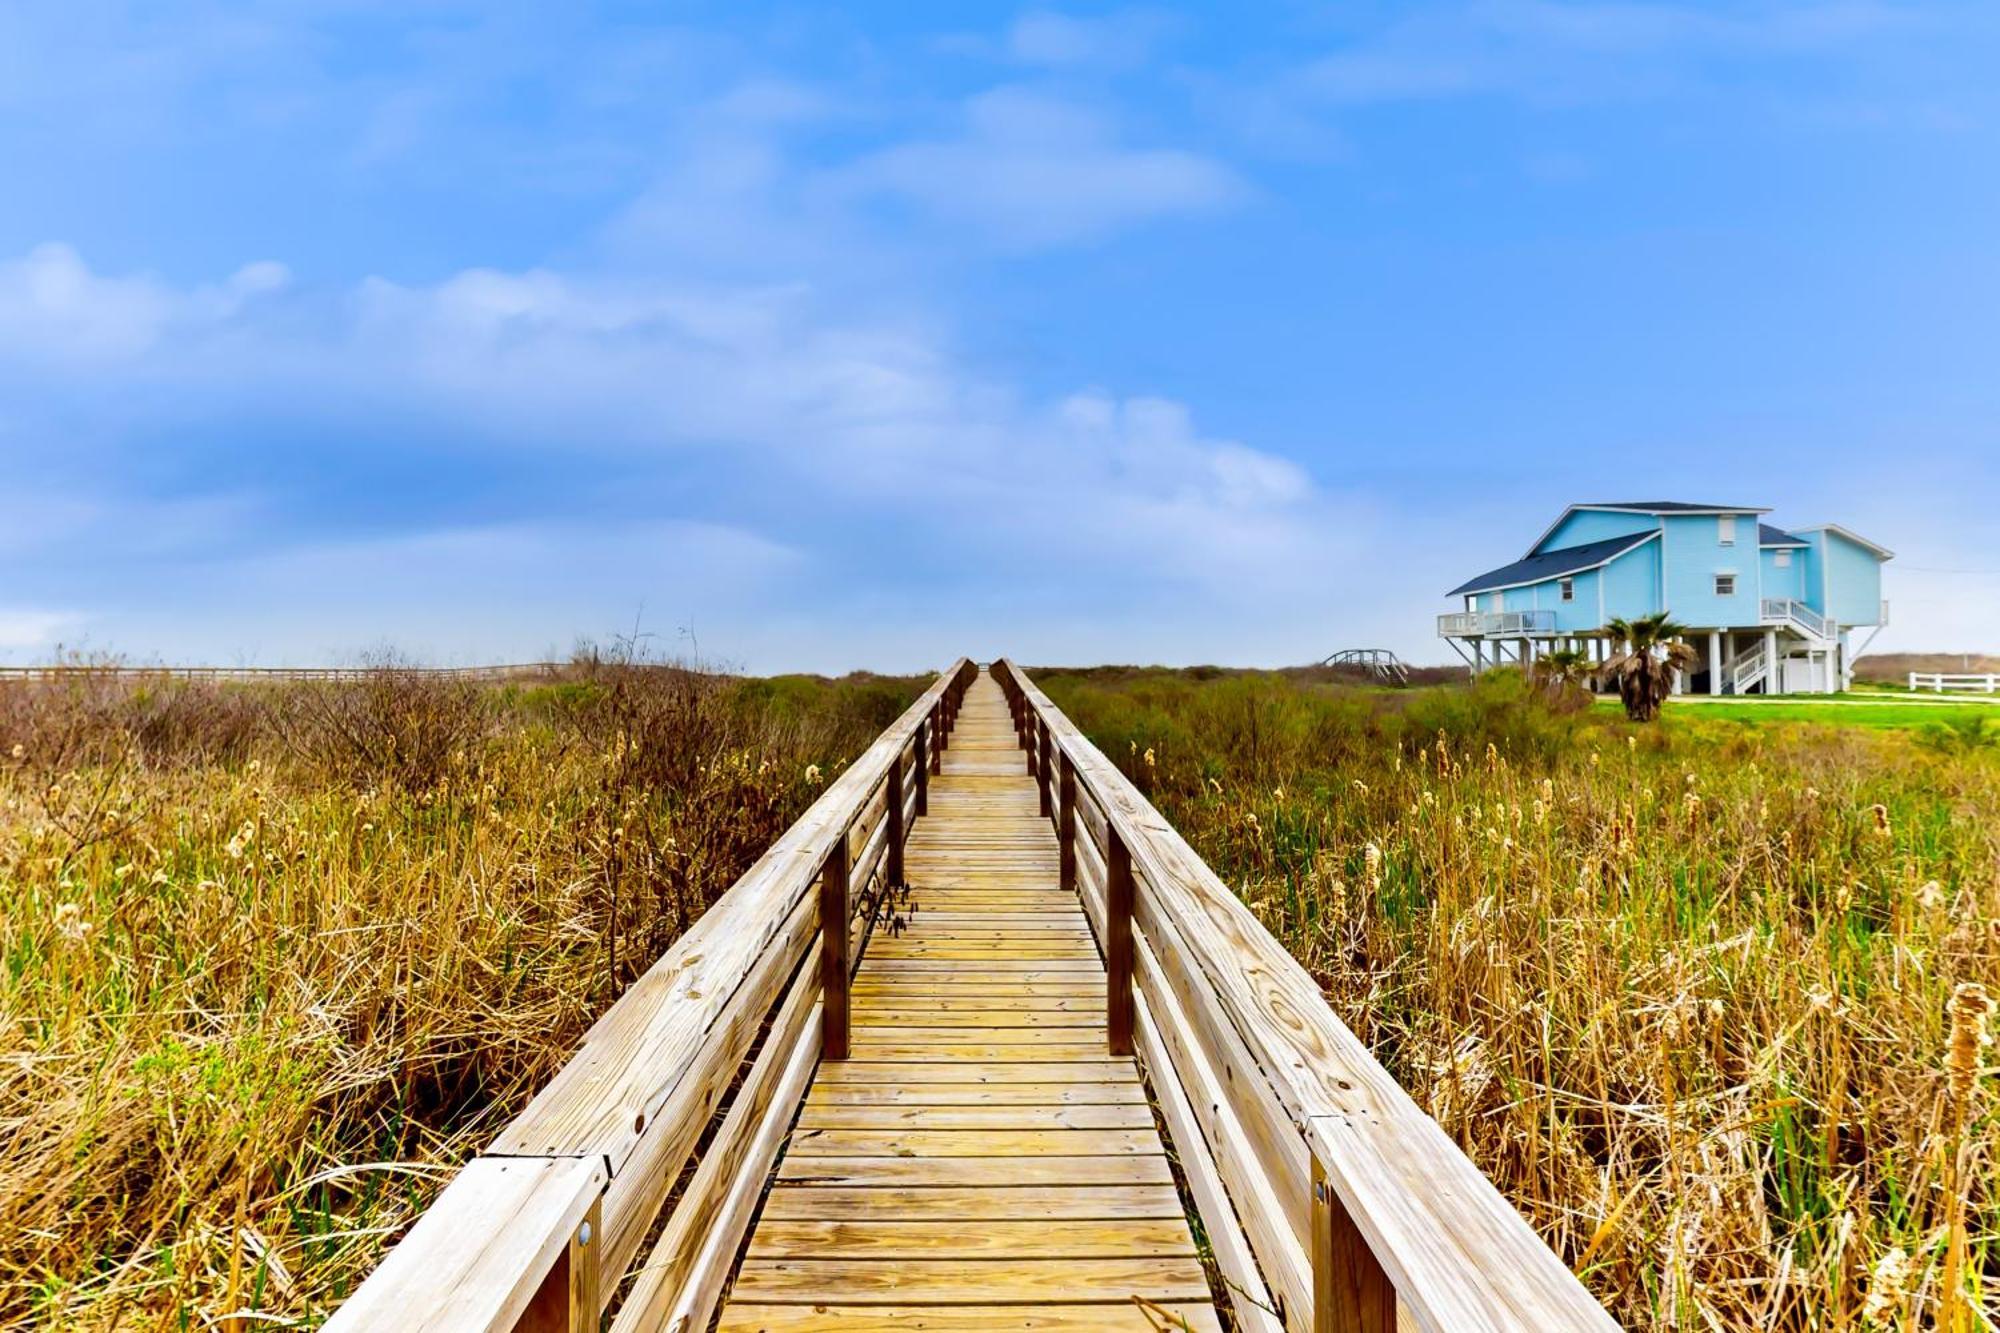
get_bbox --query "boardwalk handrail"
[326,658,978,1333]
[994,660,1618,1333]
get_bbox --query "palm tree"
[1599,614,1698,721]
[1530,647,1594,712]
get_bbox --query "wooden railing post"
[1040,720,1056,816]
[1058,754,1076,895]
[518,1193,603,1333]
[1011,677,1027,750]
[886,753,906,891]
[820,832,851,1061]
[1105,827,1134,1056]
[1312,1149,1396,1333]
[325,658,988,1333]
[935,700,948,756]
[1037,720,1053,818]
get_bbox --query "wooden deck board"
[796,1103,1155,1130]
[756,1184,1188,1221]
[717,1303,1223,1331]
[728,1256,1212,1304]
[746,1219,1197,1259]
[713,672,1219,1329]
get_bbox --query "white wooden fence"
[1910,672,2000,694]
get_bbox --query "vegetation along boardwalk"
[327,663,1620,1332]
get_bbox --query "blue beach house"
[1441,502,1892,694]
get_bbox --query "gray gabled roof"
[1584,500,1768,513]
[1449,531,1656,598]
[1526,500,1769,557]
[1791,523,1895,559]
[1759,523,1807,547]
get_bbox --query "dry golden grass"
[1040,666,1998,1333]
[0,662,920,1329]
[11,658,1995,1332]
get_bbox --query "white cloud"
[77,517,806,668]
[0,243,177,360]
[1298,0,1923,106]
[0,243,289,364]
[834,87,1243,249]
[1006,10,1173,68]
[0,240,1356,663]
[0,13,1335,668]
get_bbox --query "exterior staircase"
[1728,641,1774,695]
[1761,598,1831,640]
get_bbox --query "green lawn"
[1609,694,2000,730]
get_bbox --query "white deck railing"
[1438,610,1557,637]
[1760,598,1831,639]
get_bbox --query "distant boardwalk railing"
[326,659,1617,1333]
[0,663,567,683]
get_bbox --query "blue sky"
[3,1,1998,671]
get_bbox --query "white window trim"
[1775,549,1792,568]
[1559,577,1575,602]
[1718,515,1737,546]
[1714,573,1737,596]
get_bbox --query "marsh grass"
[1039,666,1999,1332]
[0,662,920,1329]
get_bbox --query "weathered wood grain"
[729,1256,1212,1305]
[1133,986,1287,1333]
[342,660,1609,1333]
[756,1183,1187,1221]
[785,1127,1159,1157]
[334,661,977,1329]
[804,1081,1144,1107]
[996,660,1620,1333]
[719,673,1221,1333]
[322,1155,605,1333]
[796,1102,1154,1129]
[746,1219,1197,1259]
[606,950,822,1333]
[716,1302,1223,1330]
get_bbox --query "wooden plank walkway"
[716,672,1221,1332]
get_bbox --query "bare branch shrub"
[267,656,485,790]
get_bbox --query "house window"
[1559,577,1575,602]
[1775,549,1792,568]
[1718,515,1737,546]
[1715,574,1737,596]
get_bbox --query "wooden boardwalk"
[716,674,1220,1331]
[329,660,1620,1333]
